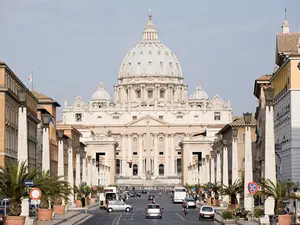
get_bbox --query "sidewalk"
[36,203,98,225]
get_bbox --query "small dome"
[189,81,208,100]
[92,82,111,101]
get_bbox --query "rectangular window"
[160,90,165,98]
[148,90,153,98]
[133,152,137,155]
[136,90,141,98]
[113,116,119,120]
[159,115,163,120]
[132,116,137,120]
[194,115,199,121]
[176,115,183,120]
[177,152,181,155]
[97,116,102,119]
[75,113,82,122]
[214,112,221,121]
[159,152,164,155]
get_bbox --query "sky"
[0,0,299,119]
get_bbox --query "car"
[148,195,155,200]
[199,205,215,220]
[183,198,196,208]
[142,190,147,194]
[136,192,141,197]
[145,204,163,219]
[107,200,133,213]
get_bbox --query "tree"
[0,161,39,216]
[255,178,295,215]
[211,182,222,200]
[220,179,243,205]
[35,170,72,209]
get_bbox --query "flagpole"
[31,71,34,91]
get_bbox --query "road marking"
[115,213,122,225]
[175,213,186,221]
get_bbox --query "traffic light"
[128,161,132,168]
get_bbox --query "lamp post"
[42,113,51,171]
[264,87,276,215]
[17,89,28,165]
[67,138,74,206]
[243,112,254,211]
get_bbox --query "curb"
[51,204,98,225]
[72,214,93,225]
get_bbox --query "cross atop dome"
[196,81,201,88]
[142,10,159,42]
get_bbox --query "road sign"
[24,180,34,186]
[81,182,87,187]
[199,188,204,192]
[30,188,42,200]
[191,188,196,191]
[30,200,41,205]
[248,182,258,194]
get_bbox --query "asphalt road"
[81,193,219,225]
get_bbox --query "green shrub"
[254,207,264,218]
[222,210,234,220]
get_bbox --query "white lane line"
[116,213,122,225]
[175,213,186,221]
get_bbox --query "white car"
[199,205,215,220]
[183,198,196,208]
[107,200,133,213]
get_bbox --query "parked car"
[145,204,163,219]
[136,192,141,197]
[107,200,133,213]
[199,205,215,220]
[142,190,147,194]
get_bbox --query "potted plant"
[234,207,250,221]
[53,181,72,215]
[73,185,83,207]
[0,161,39,225]
[220,179,243,209]
[222,209,236,225]
[255,178,295,225]
[211,182,222,206]
[35,170,71,221]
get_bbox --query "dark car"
[137,192,141,197]
[142,190,147,194]
[148,195,155,200]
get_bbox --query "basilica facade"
[61,13,233,187]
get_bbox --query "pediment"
[126,115,170,126]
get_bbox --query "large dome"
[118,12,183,79]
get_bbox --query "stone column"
[170,134,175,175]
[202,159,207,184]
[67,139,74,205]
[154,134,158,176]
[87,156,92,186]
[210,155,215,183]
[75,149,81,187]
[264,87,276,215]
[92,159,97,186]
[206,156,210,184]
[82,156,87,183]
[164,134,169,176]
[222,144,229,205]
[122,134,126,176]
[57,138,64,179]
[231,128,239,183]
[42,124,50,171]
[244,115,254,211]
[127,134,132,176]
[216,151,221,183]
[141,85,145,102]
[138,134,143,176]
[17,103,28,165]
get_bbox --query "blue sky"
[0,0,299,119]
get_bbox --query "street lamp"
[68,139,72,148]
[264,87,275,107]
[18,88,28,108]
[243,112,252,125]
[232,127,238,139]
[57,130,64,139]
[42,113,51,127]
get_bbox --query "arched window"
[133,137,138,149]
[159,164,164,176]
[159,137,164,149]
[177,159,181,174]
[133,164,138,176]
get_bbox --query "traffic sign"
[81,182,87,188]
[248,182,258,194]
[30,188,42,200]
[191,188,196,191]
[24,180,34,186]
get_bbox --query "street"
[81,193,219,225]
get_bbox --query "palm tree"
[255,178,295,215]
[220,179,243,206]
[35,170,72,209]
[0,161,39,216]
[211,182,222,200]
